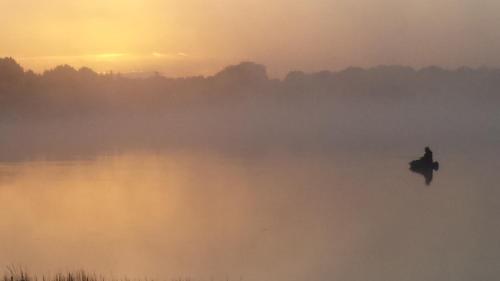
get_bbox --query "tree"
[0,57,24,83]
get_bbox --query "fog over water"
[2,59,500,159]
[1,58,500,280]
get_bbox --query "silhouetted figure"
[422,146,433,163]
[409,147,439,185]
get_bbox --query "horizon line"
[2,56,500,80]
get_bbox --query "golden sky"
[1,0,500,77]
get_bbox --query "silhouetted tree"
[0,57,24,83]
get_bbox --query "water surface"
[0,147,499,281]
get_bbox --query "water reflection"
[0,150,498,281]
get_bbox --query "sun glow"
[94,53,126,59]
[14,52,197,75]
[2,0,500,77]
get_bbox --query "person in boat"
[409,146,439,185]
[421,146,433,164]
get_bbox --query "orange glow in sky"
[2,0,500,77]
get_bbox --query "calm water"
[0,147,499,281]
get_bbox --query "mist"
[3,0,500,279]
[1,57,499,160]
[2,57,500,281]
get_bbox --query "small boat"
[409,159,439,171]
[409,147,439,185]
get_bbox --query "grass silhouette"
[2,268,135,281]
[2,268,193,281]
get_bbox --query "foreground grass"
[1,268,171,281]
[2,269,193,281]
[3,270,108,281]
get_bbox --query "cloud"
[17,53,128,61]
[152,52,189,59]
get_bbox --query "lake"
[1,145,499,281]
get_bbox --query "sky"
[1,0,500,77]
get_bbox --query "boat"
[409,159,439,171]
